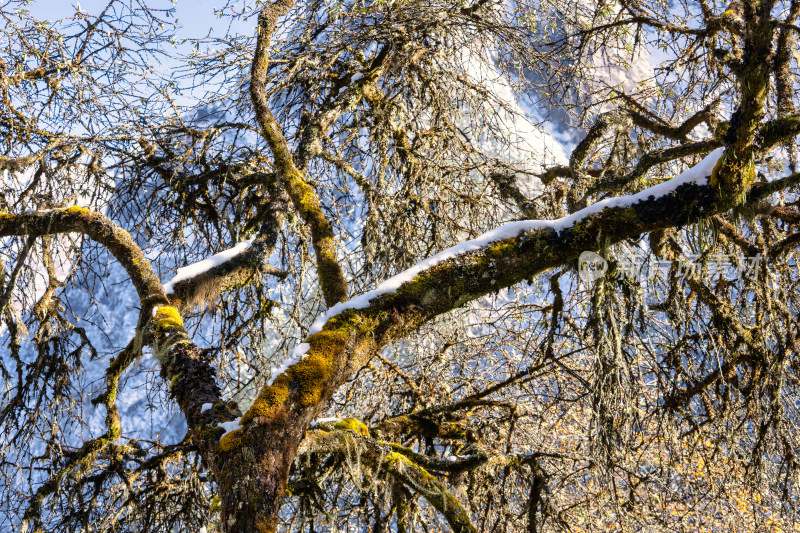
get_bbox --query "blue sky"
[27,0,254,66]
[30,0,221,37]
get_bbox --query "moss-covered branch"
[239,170,728,436]
[0,207,165,307]
[712,2,774,202]
[0,207,238,515]
[249,0,348,306]
[215,153,729,531]
[755,114,800,154]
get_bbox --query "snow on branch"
[311,148,723,332]
[270,148,724,383]
[162,238,255,295]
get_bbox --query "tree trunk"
[214,419,308,533]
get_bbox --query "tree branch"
[165,183,290,313]
[238,150,729,453]
[0,206,239,480]
[302,429,478,533]
[249,1,348,306]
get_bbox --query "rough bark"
[0,207,241,528]
[2,3,788,528]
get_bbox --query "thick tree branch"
[212,150,738,531]
[756,114,800,154]
[0,207,165,306]
[166,184,290,313]
[712,2,774,200]
[488,171,540,218]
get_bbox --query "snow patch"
[163,238,255,295]
[218,417,241,437]
[313,416,343,424]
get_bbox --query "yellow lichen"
[153,305,182,323]
[63,205,91,215]
[255,522,273,533]
[287,352,331,406]
[209,495,221,513]
[311,329,349,354]
[333,417,370,436]
[487,239,517,257]
[152,306,185,332]
[240,328,352,424]
[241,378,290,425]
[218,428,246,452]
[708,152,726,188]
[386,451,413,469]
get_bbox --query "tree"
[2,0,800,531]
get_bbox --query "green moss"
[392,267,440,301]
[299,187,318,214]
[325,310,378,335]
[287,352,332,406]
[288,328,355,405]
[453,293,478,308]
[333,417,370,436]
[708,152,726,188]
[254,522,273,533]
[709,151,756,205]
[386,451,416,471]
[218,428,246,452]
[241,326,354,424]
[570,206,638,245]
[487,239,517,257]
